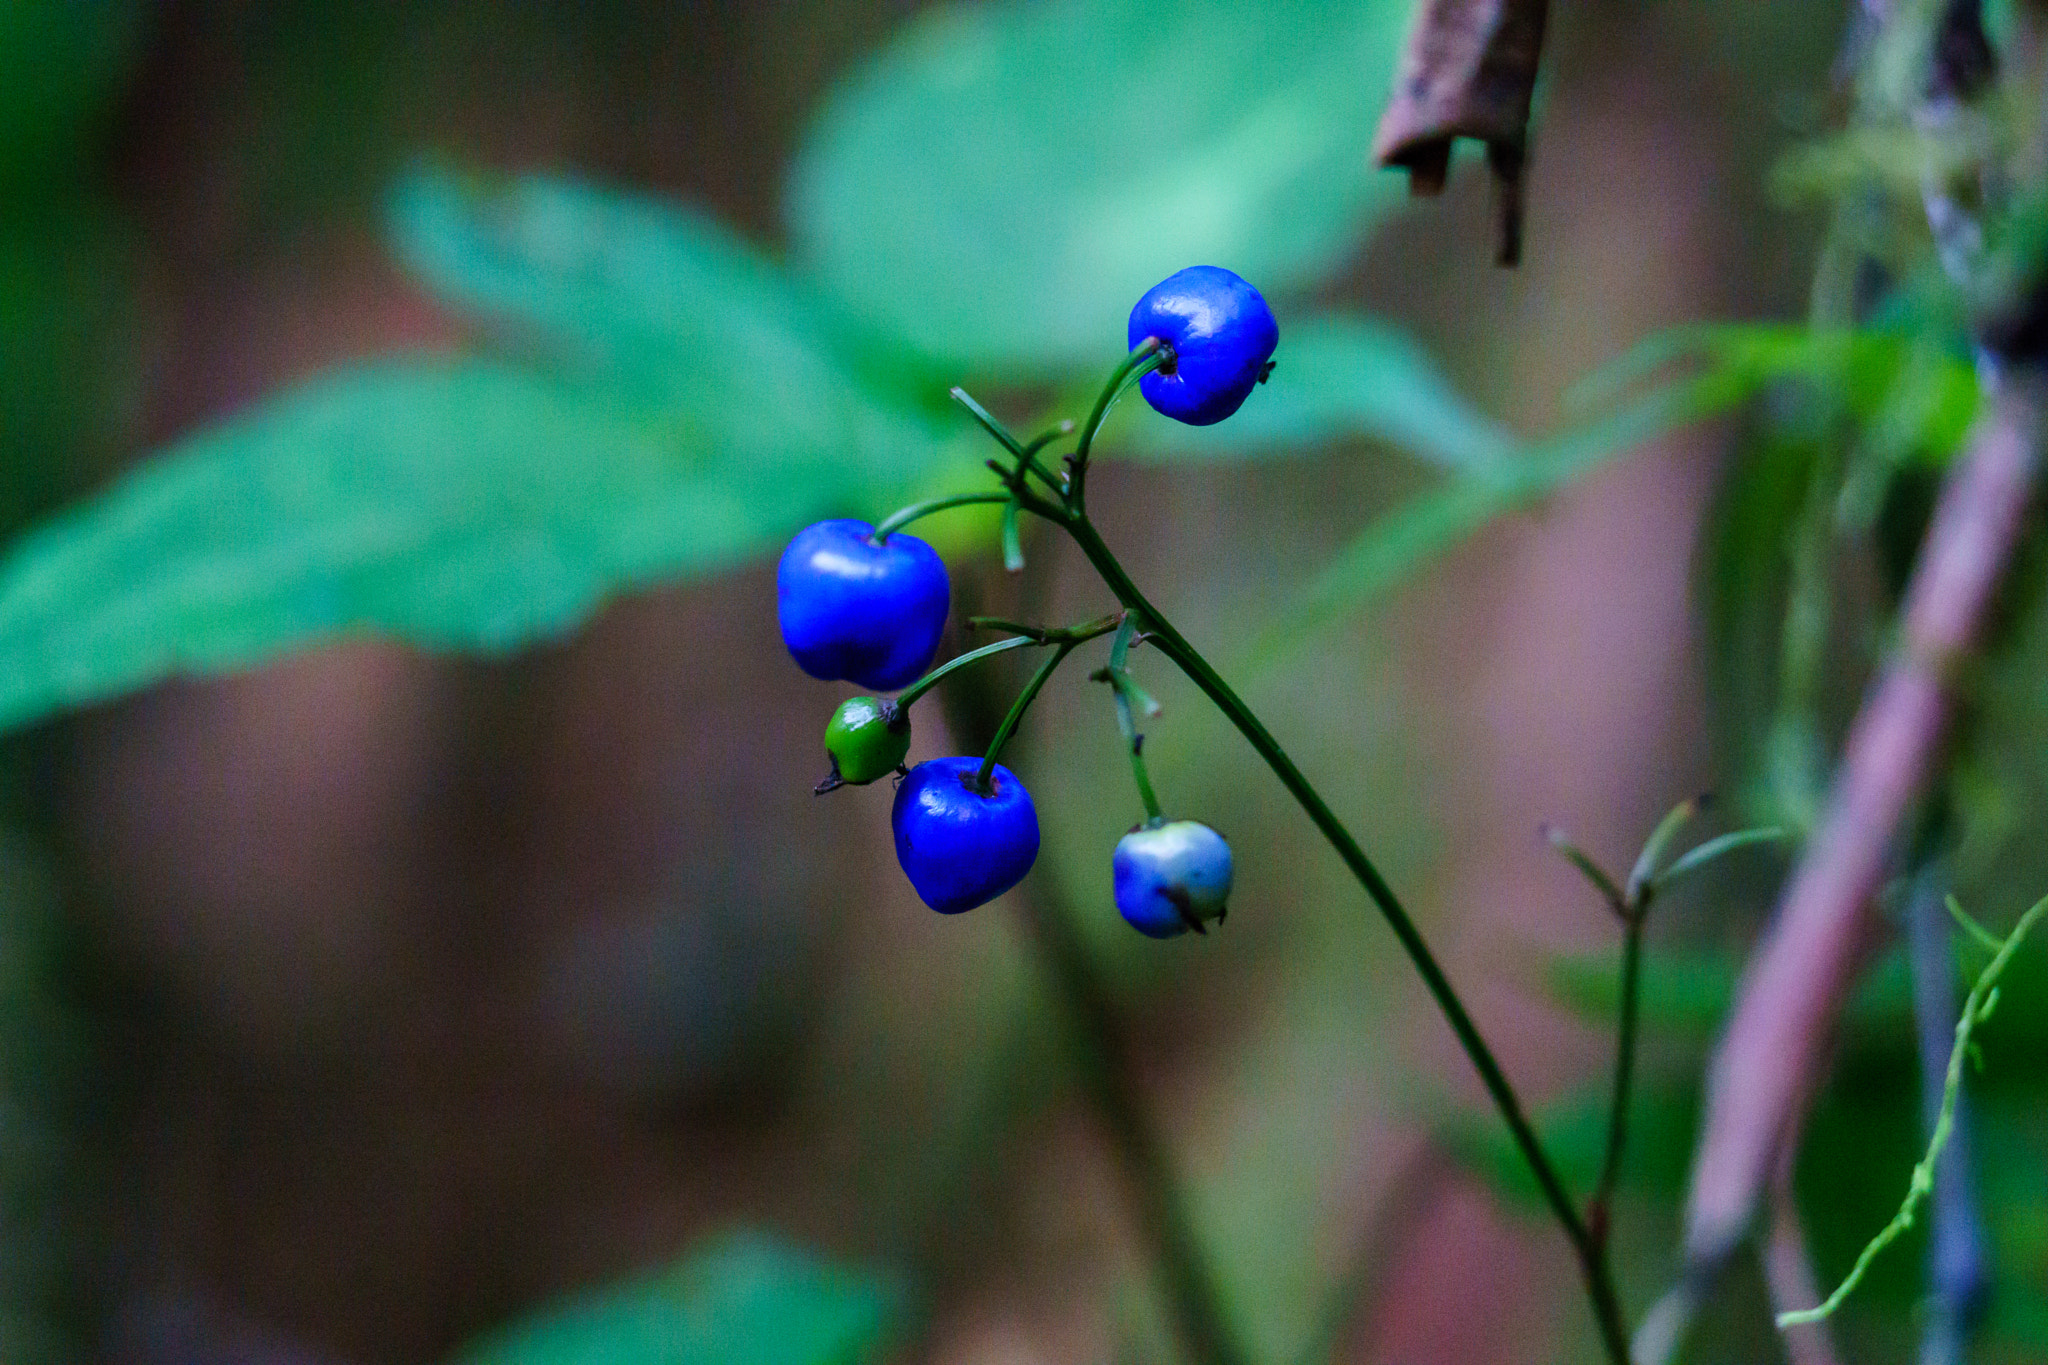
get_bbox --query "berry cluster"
[776,266,1278,935]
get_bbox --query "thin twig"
[1906,864,1991,1365]
[1588,903,1645,1251]
[1059,516,1634,1365]
[1763,1151,1844,1365]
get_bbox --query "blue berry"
[1113,820,1234,938]
[1127,266,1278,426]
[891,757,1040,913]
[778,519,950,691]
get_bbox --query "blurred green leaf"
[389,165,956,488]
[1243,320,1981,665]
[786,0,1412,373]
[1118,315,1511,470]
[0,0,147,182]
[1245,381,1713,665]
[1438,1075,1703,1209]
[1544,946,1915,1045]
[450,1229,899,1365]
[0,359,822,734]
[1573,322,1978,461]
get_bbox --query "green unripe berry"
[819,696,911,791]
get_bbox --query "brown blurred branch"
[1685,369,2044,1264]
[1677,0,2041,1286]
[1372,0,1549,264]
[1763,1142,1844,1365]
[938,564,1252,1365]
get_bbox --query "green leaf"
[1544,946,1915,1044]
[449,1229,900,1365]
[1651,826,1790,892]
[1243,381,1715,666]
[389,165,954,489]
[1118,315,1511,470]
[786,0,1414,373]
[0,359,813,735]
[1437,1075,1703,1209]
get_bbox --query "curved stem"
[896,636,1039,707]
[1059,515,1632,1365]
[1106,617,1165,821]
[871,491,1013,542]
[976,643,1075,792]
[1071,337,1166,509]
[1126,732,1165,823]
[1590,904,1646,1250]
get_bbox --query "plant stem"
[952,386,1066,495]
[895,635,1039,708]
[1105,616,1165,821]
[936,579,1251,1365]
[976,643,1074,793]
[871,491,1014,542]
[1126,728,1165,823]
[1012,875,1253,1365]
[896,616,1120,708]
[1070,337,1165,509]
[1589,902,1646,1249]
[1056,514,1633,1365]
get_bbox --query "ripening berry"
[1113,819,1234,938]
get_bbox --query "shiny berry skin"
[821,696,911,787]
[1127,266,1279,426]
[891,757,1040,914]
[778,519,950,691]
[1113,820,1234,939]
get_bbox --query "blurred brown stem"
[938,567,1252,1365]
[1681,0,2040,1280]
[1684,367,2046,1269]
[1763,1136,1843,1365]
[1008,881,1252,1365]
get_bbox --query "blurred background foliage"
[3,1,2047,1364]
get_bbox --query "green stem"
[953,386,1066,496]
[939,576,1248,1365]
[872,491,1013,542]
[1070,337,1166,509]
[1106,617,1165,821]
[976,644,1074,793]
[1127,735,1165,823]
[1590,904,1646,1250]
[1059,515,1632,1365]
[895,635,1039,708]
[895,615,1119,708]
